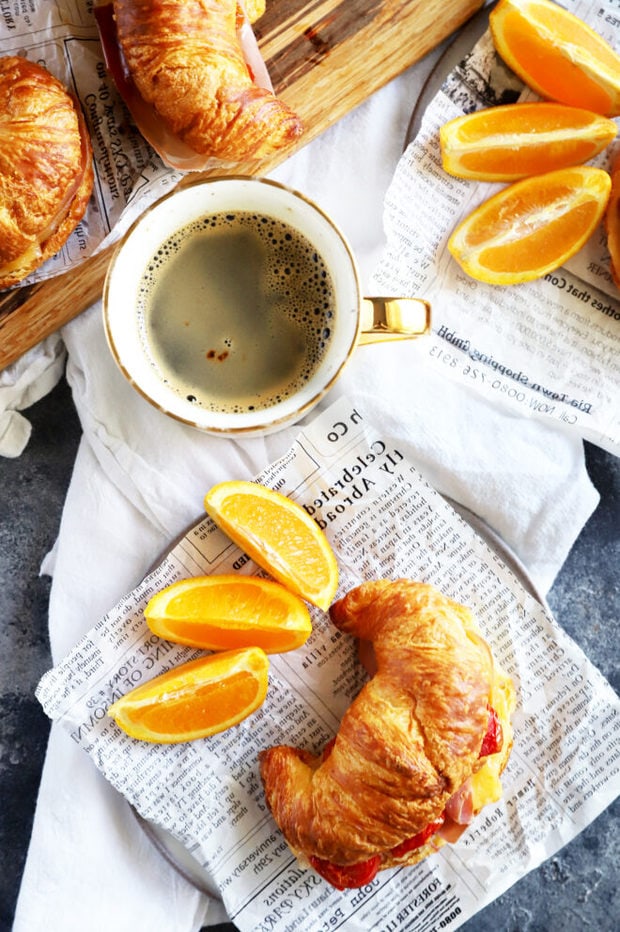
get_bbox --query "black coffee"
[138,211,335,413]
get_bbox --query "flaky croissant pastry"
[259,580,515,888]
[110,0,303,164]
[0,56,93,290]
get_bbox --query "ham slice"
[444,777,475,824]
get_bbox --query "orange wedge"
[107,647,269,742]
[490,0,620,117]
[605,155,620,288]
[204,481,339,611]
[145,574,312,653]
[440,102,617,181]
[447,166,611,285]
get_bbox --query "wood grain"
[0,0,483,370]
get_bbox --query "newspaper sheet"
[0,0,185,285]
[371,0,620,456]
[37,397,620,932]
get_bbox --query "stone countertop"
[1,376,618,931]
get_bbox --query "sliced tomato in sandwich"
[309,855,381,890]
[390,815,446,858]
[479,705,504,757]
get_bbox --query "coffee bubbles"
[138,211,335,414]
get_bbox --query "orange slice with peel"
[145,574,312,653]
[204,480,339,611]
[440,102,617,181]
[605,155,620,288]
[447,165,611,285]
[490,0,620,117]
[107,647,269,742]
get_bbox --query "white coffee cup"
[103,176,430,436]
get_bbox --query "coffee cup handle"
[358,297,431,345]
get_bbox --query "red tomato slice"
[309,854,381,890]
[390,815,445,858]
[479,705,504,757]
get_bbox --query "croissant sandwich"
[95,0,303,169]
[259,580,516,889]
[0,56,94,290]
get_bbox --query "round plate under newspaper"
[404,0,495,149]
[130,808,223,901]
[130,497,547,903]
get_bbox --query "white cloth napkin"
[14,51,600,932]
[0,336,66,457]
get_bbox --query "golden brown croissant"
[259,580,515,888]
[0,56,93,290]
[110,0,303,163]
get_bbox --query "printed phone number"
[426,905,462,932]
[431,345,528,401]
[429,345,591,420]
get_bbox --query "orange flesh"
[441,104,617,180]
[460,106,599,137]
[146,575,312,653]
[159,619,305,652]
[476,200,602,271]
[219,497,331,593]
[448,167,611,282]
[108,648,270,741]
[459,140,597,175]
[491,1,620,115]
[126,670,260,734]
[204,481,339,610]
[505,12,613,112]
[166,581,291,624]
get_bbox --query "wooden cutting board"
[0,0,483,370]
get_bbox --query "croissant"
[259,580,515,888]
[110,0,303,163]
[0,56,93,290]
